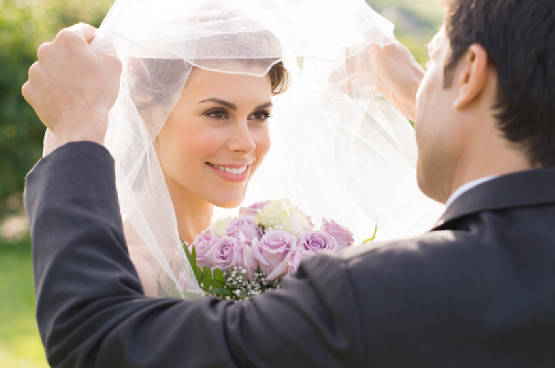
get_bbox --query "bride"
[44,0,443,297]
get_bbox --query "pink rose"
[191,229,220,269]
[252,230,296,281]
[226,216,262,242]
[238,200,272,217]
[297,230,338,253]
[320,219,354,249]
[288,248,313,274]
[211,237,241,271]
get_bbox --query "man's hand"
[22,23,122,146]
[369,42,424,122]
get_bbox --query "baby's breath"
[211,266,282,301]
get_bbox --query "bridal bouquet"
[179,199,357,300]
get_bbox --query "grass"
[0,236,49,368]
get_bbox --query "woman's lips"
[206,162,250,183]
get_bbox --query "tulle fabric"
[44,0,444,298]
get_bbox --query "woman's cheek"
[185,126,228,160]
[254,127,271,162]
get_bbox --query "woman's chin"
[206,193,245,209]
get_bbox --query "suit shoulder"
[339,230,491,297]
[343,230,483,267]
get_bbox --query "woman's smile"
[206,162,251,183]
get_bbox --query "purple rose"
[211,237,241,271]
[252,230,296,281]
[236,232,258,280]
[191,230,220,269]
[297,230,338,253]
[238,200,272,217]
[226,216,262,242]
[288,249,313,274]
[320,219,354,250]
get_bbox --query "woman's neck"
[165,178,214,245]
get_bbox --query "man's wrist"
[52,111,109,146]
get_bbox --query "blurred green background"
[0,0,441,366]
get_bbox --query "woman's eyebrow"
[199,98,237,110]
[254,102,273,110]
[198,99,273,111]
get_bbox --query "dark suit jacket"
[25,142,555,368]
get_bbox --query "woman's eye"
[250,111,272,121]
[206,110,228,119]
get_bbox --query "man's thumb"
[99,52,123,76]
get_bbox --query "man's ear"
[453,44,489,110]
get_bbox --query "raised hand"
[369,42,424,122]
[22,23,122,147]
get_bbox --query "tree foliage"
[0,0,111,216]
[366,0,442,65]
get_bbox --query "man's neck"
[446,146,533,205]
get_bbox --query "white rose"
[255,199,294,228]
[208,216,234,237]
[288,207,314,234]
[256,199,313,235]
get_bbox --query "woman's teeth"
[208,163,248,175]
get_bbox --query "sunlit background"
[0,0,441,366]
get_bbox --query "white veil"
[44,0,444,298]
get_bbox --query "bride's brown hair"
[129,10,289,111]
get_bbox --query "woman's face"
[155,67,273,208]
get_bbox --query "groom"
[22,0,555,367]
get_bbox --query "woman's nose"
[228,120,256,154]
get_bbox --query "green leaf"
[194,266,203,286]
[213,269,226,288]
[362,224,378,244]
[183,241,192,261]
[210,287,232,296]
[191,245,197,267]
[183,241,197,276]
[202,267,212,291]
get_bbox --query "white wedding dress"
[44,0,444,298]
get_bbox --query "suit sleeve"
[25,142,366,368]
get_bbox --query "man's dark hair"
[442,0,555,167]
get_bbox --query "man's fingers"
[27,61,41,81]
[21,80,45,129]
[37,42,52,61]
[55,24,96,52]
[22,63,44,119]
[25,61,44,104]
[69,23,97,43]
[21,80,33,104]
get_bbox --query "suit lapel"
[432,167,555,230]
